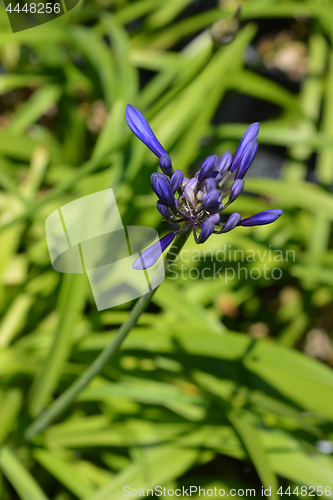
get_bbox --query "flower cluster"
[125,105,283,270]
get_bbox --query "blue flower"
[125,105,283,270]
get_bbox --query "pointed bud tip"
[240,209,283,227]
[132,232,176,270]
[198,155,218,184]
[159,154,173,176]
[125,104,168,159]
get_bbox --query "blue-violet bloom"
[125,105,283,270]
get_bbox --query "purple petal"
[151,173,176,208]
[241,209,283,227]
[186,177,198,191]
[184,185,195,205]
[198,221,215,243]
[125,104,168,158]
[132,232,176,270]
[170,169,184,194]
[197,155,218,184]
[216,151,232,174]
[214,173,223,184]
[157,201,172,219]
[207,201,223,214]
[221,212,241,233]
[207,170,219,179]
[207,213,220,224]
[229,179,244,202]
[234,140,258,180]
[201,188,221,209]
[205,178,217,192]
[230,123,260,173]
[159,154,173,177]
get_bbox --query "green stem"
[25,229,189,441]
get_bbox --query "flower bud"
[170,169,184,194]
[201,188,221,209]
[133,232,176,270]
[184,185,195,205]
[151,172,176,208]
[159,154,173,177]
[196,190,204,201]
[197,155,218,184]
[207,213,220,224]
[229,179,244,202]
[125,105,168,158]
[198,221,215,243]
[157,201,172,219]
[241,209,283,227]
[207,201,223,214]
[221,213,241,233]
[235,140,258,180]
[216,151,232,174]
[230,123,260,173]
[186,177,198,191]
[205,178,217,192]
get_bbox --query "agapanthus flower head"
[125,105,283,270]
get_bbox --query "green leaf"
[8,86,62,135]
[0,389,22,445]
[227,411,278,500]
[0,294,34,347]
[70,26,116,107]
[101,15,138,103]
[79,378,206,422]
[0,75,49,94]
[216,122,333,150]
[146,0,194,29]
[243,338,333,420]
[0,447,49,500]
[230,70,302,115]
[34,449,95,498]
[153,280,224,333]
[28,273,88,417]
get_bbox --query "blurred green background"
[1,0,333,498]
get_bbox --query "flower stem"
[25,229,190,441]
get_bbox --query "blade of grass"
[28,273,88,417]
[33,449,95,498]
[227,411,278,500]
[8,85,62,135]
[0,389,22,445]
[0,447,49,500]
[0,293,33,347]
[0,137,125,236]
